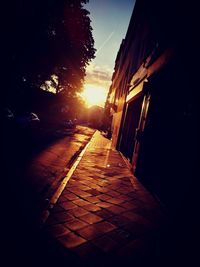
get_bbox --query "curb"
[40,130,97,226]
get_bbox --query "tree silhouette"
[1,0,95,106]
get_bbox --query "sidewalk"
[42,131,168,267]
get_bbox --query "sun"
[80,84,107,108]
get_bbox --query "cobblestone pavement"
[43,131,168,267]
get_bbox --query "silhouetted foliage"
[1,0,95,105]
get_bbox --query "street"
[1,125,95,263]
[21,125,95,220]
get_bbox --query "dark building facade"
[106,0,198,211]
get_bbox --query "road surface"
[2,125,95,224]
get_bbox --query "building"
[106,0,197,209]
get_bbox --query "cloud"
[85,62,113,89]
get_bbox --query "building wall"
[107,0,198,209]
[111,111,122,148]
[108,0,186,162]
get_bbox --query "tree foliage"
[2,0,95,103]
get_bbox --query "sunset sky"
[81,0,136,107]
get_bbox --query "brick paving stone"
[106,205,126,214]
[64,218,88,231]
[80,213,103,224]
[57,195,68,203]
[126,199,144,207]
[95,209,113,219]
[78,180,91,186]
[106,197,125,205]
[60,201,77,210]
[96,202,113,208]
[123,177,134,181]
[106,177,118,182]
[122,211,151,226]
[120,201,140,210]
[116,187,134,194]
[77,185,91,191]
[92,235,119,252]
[83,203,102,212]
[107,184,121,190]
[69,180,76,184]
[63,192,79,201]
[107,215,131,227]
[73,241,104,261]
[77,221,116,240]
[97,187,109,193]
[72,199,90,206]
[97,194,111,201]
[67,188,81,194]
[93,174,107,179]
[86,189,101,196]
[45,224,71,237]
[110,181,122,187]
[83,196,100,203]
[67,183,77,188]
[106,172,120,177]
[92,185,105,191]
[76,225,102,240]
[127,192,138,198]
[117,195,133,202]
[59,232,86,249]
[97,181,110,187]
[107,190,121,197]
[76,176,92,181]
[86,184,99,190]
[81,181,96,188]
[105,184,119,190]
[122,181,132,186]
[54,211,75,223]
[96,221,116,233]
[44,131,165,265]
[67,188,92,198]
[69,180,81,184]
[78,191,93,198]
[69,207,89,217]
[93,166,107,172]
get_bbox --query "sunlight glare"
[81,84,107,107]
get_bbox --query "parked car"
[64,119,75,129]
[61,118,77,129]
[15,112,40,128]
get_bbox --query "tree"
[2,0,95,105]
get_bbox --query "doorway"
[118,94,143,162]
